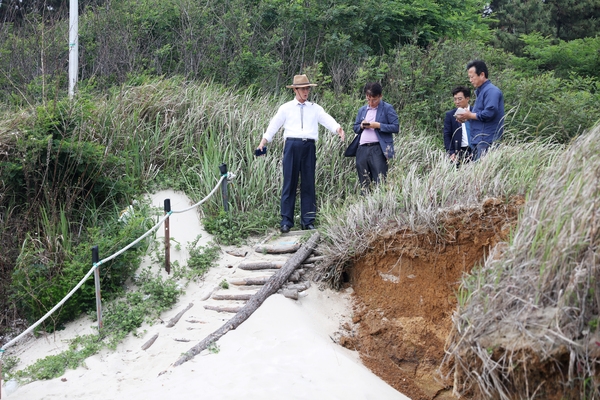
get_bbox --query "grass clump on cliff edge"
[444,124,600,399]
[316,132,560,288]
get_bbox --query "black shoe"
[280,225,291,233]
[302,224,316,230]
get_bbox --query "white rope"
[171,175,225,214]
[1,174,229,353]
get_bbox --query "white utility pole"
[68,0,79,98]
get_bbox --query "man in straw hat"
[257,74,345,233]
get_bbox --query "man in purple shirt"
[455,60,505,161]
[351,82,399,191]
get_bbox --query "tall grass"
[85,77,362,224]
[0,77,365,331]
[444,124,600,399]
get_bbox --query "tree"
[489,0,552,54]
[490,0,600,54]
[547,0,600,40]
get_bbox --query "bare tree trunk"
[173,232,319,367]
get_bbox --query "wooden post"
[92,246,103,330]
[219,163,228,212]
[164,199,171,274]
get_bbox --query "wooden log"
[254,243,301,254]
[288,271,300,282]
[282,289,298,300]
[229,277,271,286]
[225,249,247,257]
[166,303,194,328]
[302,256,325,264]
[238,261,284,270]
[173,232,320,366]
[285,281,311,292]
[203,305,242,313]
[235,286,263,291]
[212,293,253,301]
[141,333,159,350]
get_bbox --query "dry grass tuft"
[316,133,560,288]
[444,124,600,399]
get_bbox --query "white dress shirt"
[456,106,471,147]
[263,99,340,142]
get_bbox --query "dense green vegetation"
[4,264,186,382]
[1,0,600,384]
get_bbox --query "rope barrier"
[0,174,228,353]
[171,175,225,214]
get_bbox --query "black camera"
[254,147,267,157]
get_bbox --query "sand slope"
[3,190,407,400]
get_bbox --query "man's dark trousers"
[281,138,316,228]
[355,143,388,189]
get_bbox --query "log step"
[254,243,301,254]
[229,277,271,286]
[203,305,243,313]
[212,293,253,301]
[166,303,194,328]
[238,261,284,270]
[302,256,325,264]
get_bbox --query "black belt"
[360,142,378,146]
[286,137,315,142]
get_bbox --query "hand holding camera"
[254,146,267,157]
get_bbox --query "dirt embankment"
[339,197,524,399]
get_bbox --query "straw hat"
[286,74,318,88]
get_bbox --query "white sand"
[2,190,408,400]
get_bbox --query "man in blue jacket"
[352,82,399,191]
[455,60,504,161]
[443,85,472,165]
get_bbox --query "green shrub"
[202,209,250,245]
[100,267,180,344]
[7,269,181,383]
[10,207,153,331]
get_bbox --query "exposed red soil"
[339,197,524,399]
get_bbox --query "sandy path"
[2,190,408,400]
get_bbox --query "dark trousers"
[453,146,472,167]
[281,139,316,228]
[472,142,490,161]
[355,143,388,191]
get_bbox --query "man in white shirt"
[257,75,345,233]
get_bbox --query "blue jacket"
[352,101,399,159]
[471,80,504,145]
[443,107,463,155]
